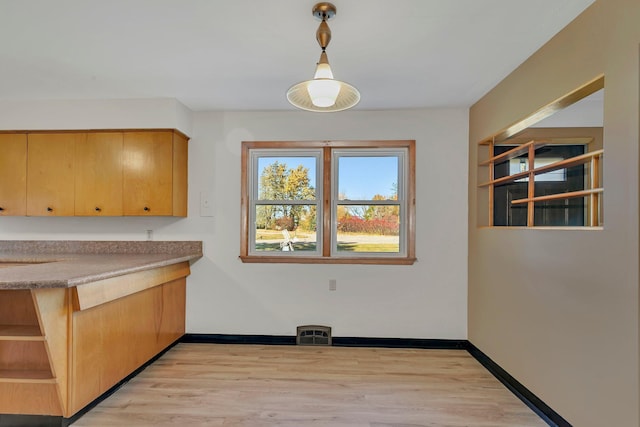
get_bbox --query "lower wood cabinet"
[0,262,189,418]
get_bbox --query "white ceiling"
[0,0,595,112]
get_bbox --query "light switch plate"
[200,191,215,217]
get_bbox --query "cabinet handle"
[143,206,150,212]
[47,207,53,212]
[95,207,101,212]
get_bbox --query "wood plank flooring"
[72,344,546,426]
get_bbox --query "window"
[241,140,416,264]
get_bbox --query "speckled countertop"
[0,240,202,290]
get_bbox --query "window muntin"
[241,141,416,264]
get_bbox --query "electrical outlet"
[329,279,337,291]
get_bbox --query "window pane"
[509,157,566,182]
[336,204,400,253]
[338,156,398,200]
[257,157,316,201]
[255,205,317,252]
[534,197,586,226]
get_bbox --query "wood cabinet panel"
[156,278,187,345]
[27,133,84,216]
[75,132,123,216]
[0,383,62,416]
[70,278,186,414]
[72,262,190,311]
[123,131,174,216]
[32,288,71,414]
[172,132,189,217]
[0,134,27,216]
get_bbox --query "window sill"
[239,256,417,265]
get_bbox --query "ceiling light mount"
[287,2,360,112]
[312,2,336,21]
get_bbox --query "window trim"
[240,140,416,265]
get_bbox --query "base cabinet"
[70,277,185,414]
[0,262,189,418]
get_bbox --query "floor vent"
[296,325,332,346]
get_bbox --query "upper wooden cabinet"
[27,133,82,216]
[123,132,173,216]
[0,134,27,216]
[75,132,124,216]
[2,129,188,217]
[122,131,187,216]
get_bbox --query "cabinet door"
[27,133,82,216]
[0,134,27,216]
[75,132,123,216]
[123,132,173,216]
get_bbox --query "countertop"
[0,240,203,289]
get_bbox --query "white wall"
[187,109,469,338]
[0,102,469,339]
[0,98,192,135]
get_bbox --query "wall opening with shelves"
[476,77,604,227]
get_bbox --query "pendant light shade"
[287,3,360,112]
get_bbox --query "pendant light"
[287,2,360,112]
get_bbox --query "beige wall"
[468,1,639,426]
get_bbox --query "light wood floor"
[72,344,546,426]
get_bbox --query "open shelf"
[477,134,603,227]
[478,149,603,187]
[0,325,43,340]
[0,369,55,382]
[511,188,604,205]
[0,290,56,394]
[478,139,547,166]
